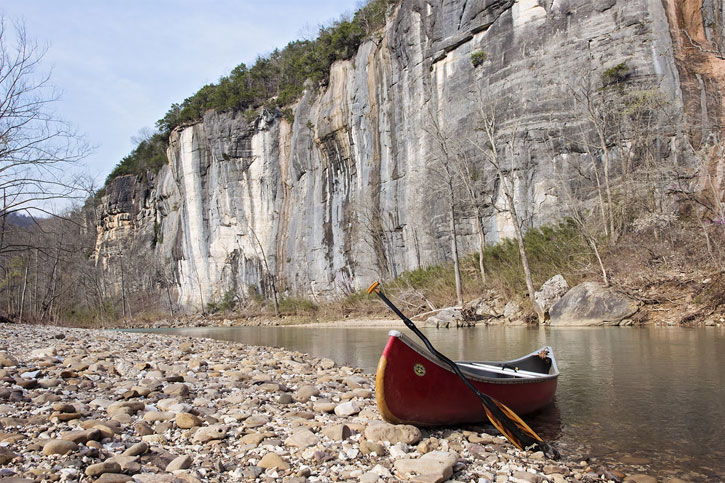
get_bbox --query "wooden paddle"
[367,281,560,459]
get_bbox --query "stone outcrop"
[93,0,705,311]
[549,281,640,326]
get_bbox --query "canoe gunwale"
[386,330,559,385]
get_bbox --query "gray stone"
[334,400,361,417]
[0,447,16,465]
[284,428,319,448]
[95,474,134,483]
[550,282,640,326]
[193,424,227,443]
[294,384,320,402]
[257,453,290,470]
[394,451,459,481]
[322,424,351,441]
[165,454,193,471]
[175,412,203,428]
[364,422,422,445]
[85,461,122,477]
[42,439,78,455]
[535,274,570,315]
[424,308,463,328]
[92,0,689,308]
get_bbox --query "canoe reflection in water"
[375,330,560,427]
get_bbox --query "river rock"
[258,452,290,470]
[42,439,78,455]
[360,440,386,456]
[0,447,16,465]
[394,450,459,481]
[0,352,18,367]
[334,400,361,416]
[163,383,190,397]
[95,474,133,483]
[166,454,193,471]
[364,422,422,445]
[322,424,351,441]
[623,475,658,483]
[85,461,122,477]
[294,385,320,402]
[60,428,101,444]
[285,428,319,448]
[123,441,149,456]
[193,424,227,443]
[550,282,640,326]
[175,412,203,428]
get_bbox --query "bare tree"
[428,113,495,287]
[471,100,543,320]
[0,16,89,253]
[426,110,464,307]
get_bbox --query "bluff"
[93,0,723,311]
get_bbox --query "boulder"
[424,308,472,328]
[550,282,639,326]
[535,274,570,315]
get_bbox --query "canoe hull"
[375,331,558,426]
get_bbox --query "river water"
[135,325,725,480]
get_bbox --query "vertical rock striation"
[94,0,711,310]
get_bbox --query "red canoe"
[375,330,559,426]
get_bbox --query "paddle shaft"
[368,282,559,458]
[373,289,492,403]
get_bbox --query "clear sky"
[1,0,361,204]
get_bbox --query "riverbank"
[0,323,671,482]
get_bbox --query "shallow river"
[135,325,725,480]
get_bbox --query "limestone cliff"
[94,0,713,310]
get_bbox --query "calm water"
[135,325,725,480]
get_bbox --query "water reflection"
[133,325,725,479]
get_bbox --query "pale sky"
[1,1,361,206]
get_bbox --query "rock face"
[549,282,640,326]
[93,0,692,310]
[535,275,570,317]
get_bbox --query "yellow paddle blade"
[483,399,543,451]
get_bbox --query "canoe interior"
[375,330,559,426]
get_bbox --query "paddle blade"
[483,400,560,458]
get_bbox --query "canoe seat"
[458,362,543,379]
